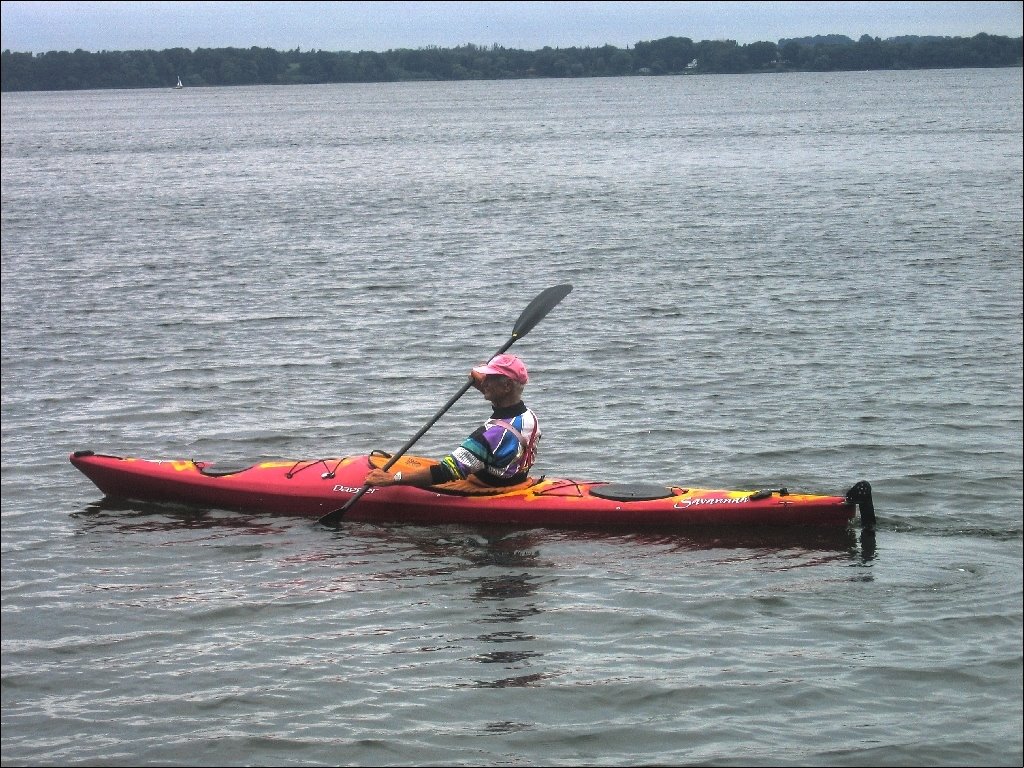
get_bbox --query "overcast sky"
[2,1,1021,54]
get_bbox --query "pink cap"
[472,354,529,384]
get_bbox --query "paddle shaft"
[318,284,571,527]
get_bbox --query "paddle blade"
[318,484,369,527]
[510,284,572,340]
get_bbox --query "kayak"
[70,450,875,530]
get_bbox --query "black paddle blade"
[318,484,370,528]
[510,284,572,340]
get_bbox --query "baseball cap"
[472,354,529,384]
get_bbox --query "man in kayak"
[364,353,541,493]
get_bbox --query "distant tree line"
[2,33,1020,92]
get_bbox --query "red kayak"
[70,450,875,530]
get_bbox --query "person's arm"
[364,466,434,487]
[364,419,493,489]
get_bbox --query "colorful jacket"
[430,401,541,486]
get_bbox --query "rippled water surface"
[2,69,1022,766]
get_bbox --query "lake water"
[2,69,1022,766]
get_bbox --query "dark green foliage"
[2,34,1020,92]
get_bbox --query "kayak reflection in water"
[364,354,541,494]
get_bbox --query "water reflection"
[69,500,877,690]
[70,497,295,536]
[481,720,532,733]
[426,529,554,689]
[71,498,877,568]
[473,649,543,664]
[438,525,878,689]
[473,672,548,689]
[613,526,876,567]
[72,495,881,579]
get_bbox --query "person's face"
[480,374,514,404]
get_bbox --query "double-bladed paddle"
[318,283,573,528]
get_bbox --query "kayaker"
[364,353,541,493]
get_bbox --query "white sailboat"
[174,75,183,89]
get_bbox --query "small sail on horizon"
[174,75,183,89]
